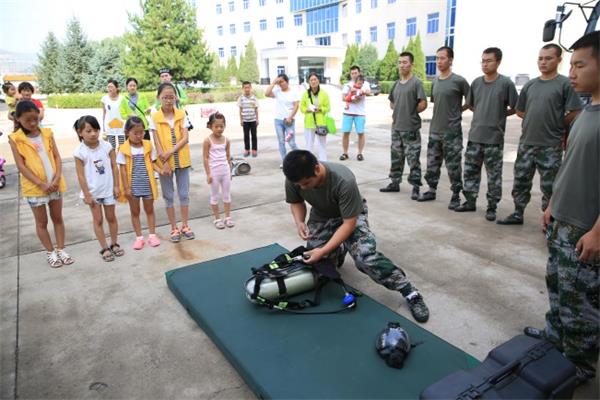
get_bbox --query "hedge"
[47,87,265,109]
[380,80,432,98]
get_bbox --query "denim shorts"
[93,195,116,206]
[25,191,62,208]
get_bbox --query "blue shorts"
[342,115,366,134]
[25,191,62,208]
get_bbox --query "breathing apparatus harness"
[245,246,361,315]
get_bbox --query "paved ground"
[0,89,597,399]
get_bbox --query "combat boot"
[497,212,524,225]
[411,186,420,200]
[380,182,400,192]
[406,292,429,323]
[448,192,461,210]
[454,201,476,212]
[485,207,496,221]
[417,190,436,202]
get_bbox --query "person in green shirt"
[119,77,151,139]
[155,68,188,110]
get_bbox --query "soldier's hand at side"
[296,222,310,240]
[575,229,600,264]
[541,207,552,232]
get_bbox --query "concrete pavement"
[0,91,597,399]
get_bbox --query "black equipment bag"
[420,335,577,399]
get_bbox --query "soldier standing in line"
[380,52,427,200]
[455,47,518,221]
[524,31,600,385]
[417,46,470,209]
[497,44,582,225]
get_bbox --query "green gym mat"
[166,243,479,399]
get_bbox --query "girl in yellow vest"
[150,83,194,243]
[8,101,74,268]
[117,117,161,250]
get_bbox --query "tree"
[237,53,246,81]
[237,38,259,83]
[36,32,61,94]
[378,40,399,81]
[55,18,92,93]
[402,33,426,81]
[210,54,229,84]
[84,37,125,92]
[226,56,238,83]
[124,0,213,89]
[340,43,359,83]
[356,43,379,77]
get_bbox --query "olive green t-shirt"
[467,74,518,144]
[517,75,582,147]
[551,104,600,231]
[388,76,426,132]
[285,162,364,222]
[430,73,470,134]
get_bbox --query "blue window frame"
[426,56,436,76]
[217,25,223,35]
[427,12,439,33]
[387,22,395,39]
[230,24,236,34]
[370,26,377,42]
[291,0,338,12]
[260,19,267,30]
[276,17,284,28]
[259,0,266,5]
[294,14,303,26]
[244,21,251,32]
[306,4,338,36]
[445,0,456,48]
[388,0,396,3]
[315,36,331,46]
[229,1,234,12]
[277,65,285,75]
[406,17,416,37]
[356,0,362,14]
[218,48,224,58]
[231,46,237,56]
[355,30,361,44]
[371,0,377,8]
[216,3,222,14]
[243,0,249,9]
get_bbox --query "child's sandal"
[110,243,125,257]
[213,219,225,229]
[170,228,181,243]
[224,217,235,228]
[100,248,115,262]
[47,250,63,268]
[56,248,74,265]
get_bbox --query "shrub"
[379,80,432,98]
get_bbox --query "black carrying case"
[420,335,577,399]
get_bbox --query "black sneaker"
[523,326,544,339]
[455,201,476,212]
[448,193,461,210]
[417,190,436,202]
[485,208,496,221]
[411,186,420,200]
[497,212,524,225]
[380,182,400,192]
[406,293,429,323]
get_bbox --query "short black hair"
[282,150,318,182]
[15,100,39,118]
[483,47,503,62]
[124,116,145,133]
[350,65,361,72]
[399,52,414,63]
[207,112,226,128]
[157,82,177,97]
[541,43,562,58]
[73,115,101,141]
[437,46,454,59]
[17,81,34,93]
[242,81,251,86]
[570,31,600,63]
[2,82,14,94]
[126,77,139,86]
[277,73,289,83]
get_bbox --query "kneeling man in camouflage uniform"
[283,150,430,323]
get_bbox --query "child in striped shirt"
[237,81,259,157]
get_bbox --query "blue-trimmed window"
[230,23,236,34]
[406,17,416,37]
[244,21,251,32]
[243,0,249,9]
[291,0,338,12]
[294,14,303,26]
[276,17,284,28]
[229,1,234,12]
[260,19,267,30]
[277,65,285,75]
[355,30,362,44]
[216,3,222,13]
[315,36,331,46]
[217,25,223,35]
[231,46,237,56]
[356,0,362,13]
[259,0,266,5]
[426,56,436,76]
[277,41,285,47]
[387,22,395,39]
[427,12,439,33]
[388,0,396,3]
[370,26,377,42]
[218,48,224,58]
[306,4,338,36]
[445,0,456,48]
[371,0,377,8]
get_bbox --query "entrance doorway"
[298,57,326,84]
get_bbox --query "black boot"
[380,182,400,192]
[410,186,420,200]
[454,201,476,212]
[417,190,436,202]
[448,192,461,210]
[497,212,524,225]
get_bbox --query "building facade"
[200,0,455,84]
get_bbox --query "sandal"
[110,243,125,257]
[224,217,235,228]
[47,250,63,268]
[357,154,364,161]
[100,248,115,262]
[56,248,74,265]
[213,219,225,229]
[180,224,195,240]
[339,153,349,161]
[170,228,181,243]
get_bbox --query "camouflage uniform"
[511,144,562,214]
[543,219,599,378]
[307,200,414,297]
[389,130,422,187]
[424,130,464,193]
[462,142,503,209]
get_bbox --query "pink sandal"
[213,219,225,229]
[224,217,235,228]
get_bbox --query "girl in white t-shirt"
[101,79,125,150]
[73,115,124,262]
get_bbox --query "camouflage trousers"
[511,144,563,215]
[463,141,503,208]
[307,200,414,296]
[544,219,599,377]
[424,130,464,193]
[389,130,422,186]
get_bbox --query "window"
[244,21,251,32]
[297,40,303,47]
[216,3,222,14]
[231,46,237,56]
[276,17,284,28]
[243,0,249,9]
[306,4,339,36]
[445,0,456,48]
[356,0,362,13]
[229,1,234,12]
[277,41,285,47]
[260,19,267,30]
[371,0,377,8]
[426,55,436,76]
[406,17,416,37]
[276,0,283,3]
[259,0,266,5]
[294,14,303,26]
[230,23,236,34]
[388,0,396,3]
[387,22,395,39]
[217,25,223,36]
[370,26,377,42]
[342,33,348,46]
[355,30,361,44]
[315,36,331,46]
[277,65,285,75]
[218,47,224,58]
[427,12,439,33]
